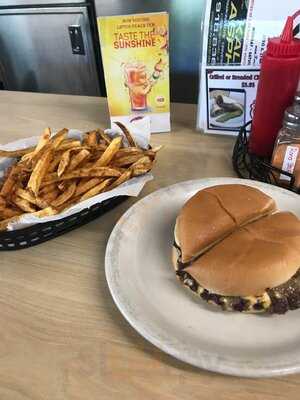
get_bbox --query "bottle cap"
[283,105,300,129]
[267,15,300,57]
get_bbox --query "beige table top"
[0,91,298,400]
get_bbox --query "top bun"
[184,212,300,296]
[177,184,276,263]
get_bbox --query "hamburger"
[172,184,300,314]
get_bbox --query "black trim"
[0,196,127,251]
[85,1,106,96]
[0,2,88,11]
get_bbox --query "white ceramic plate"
[105,178,300,377]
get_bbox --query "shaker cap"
[283,105,300,129]
[267,13,300,58]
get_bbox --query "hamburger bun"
[183,212,300,296]
[173,185,300,314]
[177,184,276,263]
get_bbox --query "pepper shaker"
[271,104,300,189]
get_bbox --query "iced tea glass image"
[124,62,151,111]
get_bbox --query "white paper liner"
[0,116,152,231]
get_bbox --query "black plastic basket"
[0,196,127,251]
[232,121,299,194]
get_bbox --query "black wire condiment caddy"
[232,121,299,194]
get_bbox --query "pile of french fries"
[0,123,161,231]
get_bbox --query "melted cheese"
[174,218,180,247]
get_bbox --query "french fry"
[67,149,90,171]
[80,178,113,201]
[39,183,56,196]
[0,146,36,159]
[130,156,153,177]
[51,128,68,148]
[93,137,122,167]
[130,156,152,168]
[71,146,91,152]
[0,196,6,208]
[48,156,62,173]
[114,121,137,147]
[16,188,48,209]
[75,177,102,197]
[144,150,156,159]
[31,207,57,218]
[131,165,152,177]
[58,140,81,151]
[144,146,163,159]
[0,182,15,200]
[27,147,53,196]
[63,146,91,153]
[109,169,132,190]
[113,147,143,159]
[81,161,95,169]
[51,181,77,207]
[82,133,89,146]
[13,197,36,213]
[21,128,51,165]
[113,167,127,174]
[97,129,111,145]
[0,219,9,230]
[0,123,161,231]
[113,154,145,167]
[42,188,59,203]
[15,188,34,203]
[89,152,104,162]
[94,144,108,151]
[43,167,121,185]
[150,145,163,153]
[0,165,18,197]
[55,196,80,213]
[0,206,57,229]
[14,170,30,191]
[29,142,53,169]
[35,127,51,153]
[57,150,71,177]
[20,151,34,164]
[86,131,98,147]
[0,207,22,219]
[0,216,21,231]
[57,181,68,191]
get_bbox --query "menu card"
[98,12,170,133]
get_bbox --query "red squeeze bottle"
[249,11,300,158]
